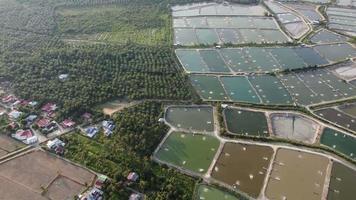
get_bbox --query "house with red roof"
[36,118,51,128]
[2,95,16,103]
[12,129,33,140]
[61,119,76,129]
[41,103,57,117]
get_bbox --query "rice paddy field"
[320,128,356,159]
[327,162,356,200]
[155,132,220,174]
[310,29,348,44]
[223,107,269,137]
[327,7,356,36]
[165,106,214,132]
[211,143,273,198]
[270,113,319,143]
[265,148,329,200]
[195,184,239,200]
[315,108,356,132]
[176,46,335,74]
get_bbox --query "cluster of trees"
[1,44,191,117]
[61,102,195,199]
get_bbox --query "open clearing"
[0,150,95,200]
[165,105,214,132]
[195,184,239,200]
[211,143,273,198]
[327,162,356,200]
[270,113,319,143]
[98,99,139,116]
[224,107,269,137]
[266,148,329,200]
[155,132,219,174]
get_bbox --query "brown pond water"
[211,142,273,198]
[266,148,329,200]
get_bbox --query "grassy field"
[56,4,172,45]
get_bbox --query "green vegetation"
[1,44,191,117]
[56,4,172,45]
[0,0,196,119]
[61,102,195,199]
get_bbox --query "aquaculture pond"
[189,75,229,101]
[270,113,319,143]
[165,106,214,132]
[212,143,273,198]
[155,132,220,174]
[224,107,269,137]
[327,162,356,200]
[195,184,239,200]
[320,128,356,160]
[220,76,260,103]
[310,29,348,44]
[266,148,329,200]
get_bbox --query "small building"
[47,138,65,149]
[85,126,99,138]
[102,120,115,136]
[37,118,58,134]
[61,119,76,128]
[2,95,16,103]
[94,175,108,189]
[129,193,143,200]
[36,118,51,128]
[25,136,38,145]
[28,101,38,107]
[82,112,93,121]
[59,74,69,81]
[11,100,21,107]
[47,138,65,155]
[12,129,37,144]
[80,188,103,200]
[25,115,38,124]
[8,110,23,120]
[41,103,57,113]
[127,172,139,182]
[20,100,30,106]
